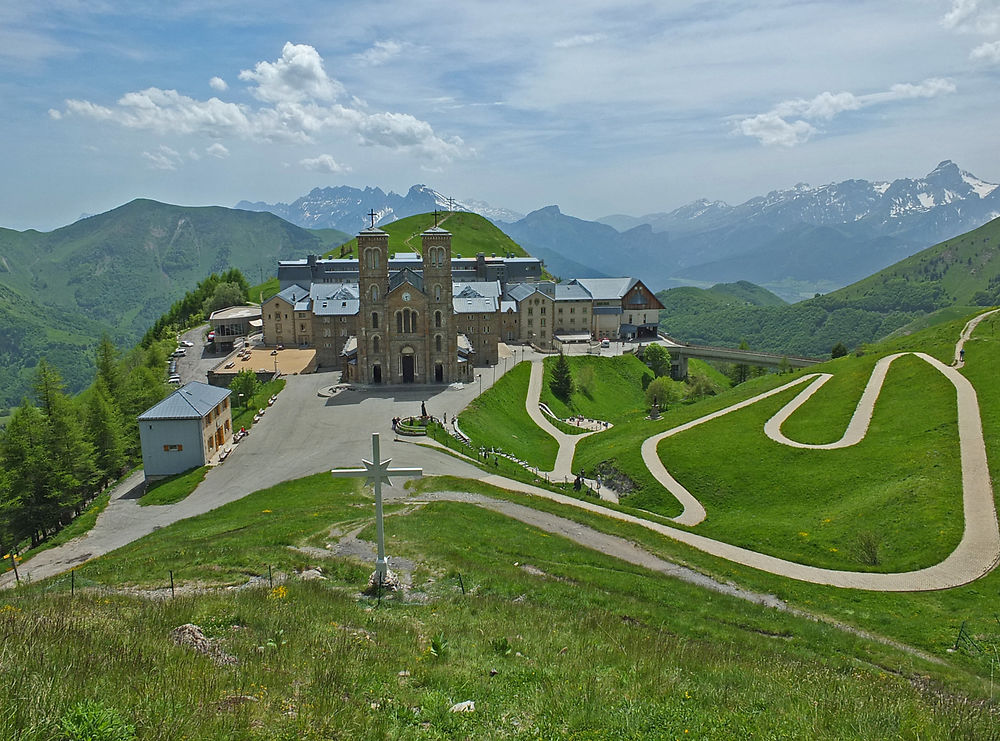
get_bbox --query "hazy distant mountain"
[519,161,999,300]
[237,185,523,233]
[0,200,348,408]
[602,161,998,235]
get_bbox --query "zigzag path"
[511,309,1000,591]
[3,312,997,594]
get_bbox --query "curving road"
[5,311,998,593]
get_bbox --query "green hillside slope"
[330,211,534,260]
[658,216,1000,355]
[0,200,349,408]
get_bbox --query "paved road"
[0,370,488,587]
[5,311,998,592]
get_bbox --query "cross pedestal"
[331,433,422,587]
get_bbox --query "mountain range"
[236,185,523,233]
[238,162,999,302]
[507,161,1000,301]
[0,200,348,409]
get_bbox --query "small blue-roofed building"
[137,382,233,480]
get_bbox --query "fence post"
[458,573,466,595]
[71,569,75,597]
[268,564,273,589]
[169,570,175,599]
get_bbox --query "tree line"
[0,269,251,561]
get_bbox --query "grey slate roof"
[269,284,310,305]
[454,280,502,299]
[138,382,231,421]
[554,283,592,301]
[454,295,498,313]
[389,268,424,294]
[311,283,360,316]
[570,277,638,300]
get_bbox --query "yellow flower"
[798,531,809,538]
[262,509,272,513]
[268,585,288,600]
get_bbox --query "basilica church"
[261,216,663,386]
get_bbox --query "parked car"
[167,376,181,384]
[181,340,195,347]
[600,338,610,348]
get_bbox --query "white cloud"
[142,145,182,170]
[970,39,1000,61]
[206,142,229,158]
[48,108,62,120]
[300,153,350,173]
[553,33,606,49]
[356,40,404,66]
[209,76,228,91]
[238,42,343,104]
[942,0,1000,34]
[57,43,469,163]
[736,77,956,147]
[737,113,816,147]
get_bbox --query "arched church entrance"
[401,346,416,383]
[372,364,382,384]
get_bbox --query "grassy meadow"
[4,472,999,739]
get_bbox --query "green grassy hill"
[330,211,535,262]
[5,471,997,738]
[657,216,1000,356]
[0,200,349,408]
[6,311,1000,736]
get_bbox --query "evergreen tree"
[87,379,127,487]
[33,360,96,521]
[2,401,53,546]
[831,342,848,358]
[550,352,574,400]
[95,334,123,399]
[728,339,752,385]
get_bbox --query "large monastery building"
[261,217,663,385]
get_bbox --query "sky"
[2,0,1000,231]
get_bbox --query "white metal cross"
[330,432,422,579]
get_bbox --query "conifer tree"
[95,334,123,399]
[2,401,52,546]
[550,352,574,400]
[87,378,127,488]
[33,360,96,522]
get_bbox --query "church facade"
[261,217,664,386]
[354,224,464,385]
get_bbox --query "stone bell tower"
[421,224,458,383]
[357,218,389,384]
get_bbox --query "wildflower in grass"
[798,531,809,537]
[0,605,20,614]
[268,585,288,600]
[262,509,272,514]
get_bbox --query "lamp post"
[238,392,245,410]
[477,373,482,396]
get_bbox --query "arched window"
[435,310,442,328]
[434,284,441,301]
[396,311,403,333]
[372,335,380,353]
[435,334,442,352]
[365,248,380,270]
[371,312,379,329]
[370,284,379,301]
